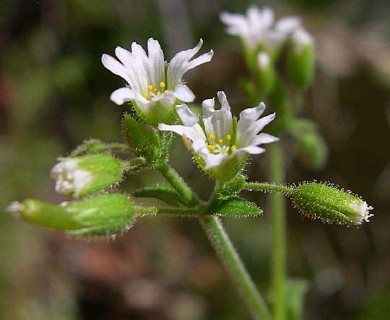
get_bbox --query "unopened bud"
[291,182,373,225]
[287,28,315,88]
[7,194,136,237]
[51,154,123,197]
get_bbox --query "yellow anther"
[153,88,158,95]
[222,151,228,155]
[218,139,224,145]
[226,134,231,140]
[159,82,166,88]
[164,90,169,94]
[143,93,150,99]
[147,84,153,91]
[231,145,237,151]
[209,134,216,140]
[208,145,216,151]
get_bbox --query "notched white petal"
[176,104,198,126]
[173,84,195,102]
[110,87,135,105]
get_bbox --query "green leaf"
[134,184,185,206]
[286,279,308,320]
[210,197,262,217]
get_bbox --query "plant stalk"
[199,215,271,320]
[158,164,271,319]
[268,142,287,320]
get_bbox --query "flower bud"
[287,28,315,88]
[51,154,124,197]
[256,52,276,95]
[291,182,373,225]
[7,194,136,237]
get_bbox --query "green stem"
[157,163,271,319]
[243,182,293,194]
[199,216,271,320]
[135,206,203,218]
[268,143,287,320]
[157,163,199,206]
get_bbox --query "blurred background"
[1,0,389,319]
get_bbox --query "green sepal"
[12,199,84,230]
[210,197,263,218]
[206,153,248,182]
[69,139,127,156]
[132,99,179,127]
[66,194,136,237]
[134,184,185,207]
[216,176,247,200]
[122,114,166,164]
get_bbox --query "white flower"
[101,38,213,118]
[158,91,278,170]
[220,6,301,50]
[51,159,93,196]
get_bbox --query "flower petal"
[237,145,266,154]
[147,38,165,87]
[239,102,266,121]
[217,91,231,112]
[168,39,212,86]
[101,54,132,84]
[158,123,206,142]
[110,87,135,105]
[173,84,195,102]
[202,98,215,117]
[251,133,279,145]
[176,104,198,126]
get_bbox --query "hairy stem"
[199,216,271,320]
[157,163,199,206]
[268,143,287,320]
[243,182,293,194]
[157,163,271,319]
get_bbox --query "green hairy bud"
[291,182,373,225]
[51,154,124,197]
[7,194,136,237]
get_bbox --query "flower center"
[142,82,169,100]
[207,133,236,155]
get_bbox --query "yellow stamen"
[164,90,169,94]
[226,134,231,140]
[153,88,158,95]
[209,134,216,140]
[143,93,150,99]
[208,145,216,151]
[159,82,166,88]
[222,151,228,155]
[231,145,237,151]
[218,139,224,144]
[147,84,153,91]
